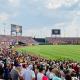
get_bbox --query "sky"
[0,0,80,38]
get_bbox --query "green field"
[17,45,80,61]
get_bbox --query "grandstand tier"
[0,35,80,47]
[46,37,80,45]
[0,35,38,47]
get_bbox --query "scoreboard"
[52,29,61,35]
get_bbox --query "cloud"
[64,13,79,37]
[53,10,80,37]
[0,13,10,22]
[0,12,11,35]
[0,0,80,37]
[76,11,80,16]
[0,12,19,23]
[23,27,52,38]
[46,0,64,9]
[65,22,80,37]
[46,0,79,9]
[22,9,80,38]
[8,0,20,7]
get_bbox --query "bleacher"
[0,35,38,47]
[46,37,80,45]
[0,35,80,46]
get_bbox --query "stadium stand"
[0,35,38,47]
[46,37,80,45]
[0,35,80,47]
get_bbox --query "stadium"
[0,25,80,61]
[0,0,80,80]
[0,24,80,61]
[0,25,80,80]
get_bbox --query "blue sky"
[0,0,80,38]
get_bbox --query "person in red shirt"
[42,76,48,80]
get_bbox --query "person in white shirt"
[23,64,35,80]
[20,64,27,77]
[49,67,55,80]
[37,67,44,80]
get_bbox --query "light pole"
[3,23,6,35]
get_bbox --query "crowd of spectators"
[0,47,80,80]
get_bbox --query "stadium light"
[3,23,6,35]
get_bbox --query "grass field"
[17,45,80,61]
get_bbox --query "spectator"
[65,74,72,80]
[37,67,45,80]
[0,64,4,79]
[49,67,55,80]
[42,76,48,80]
[10,64,21,80]
[4,64,10,80]
[23,64,35,80]
[65,70,72,80]
[52,68,62,80]
[20,63,27,77]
